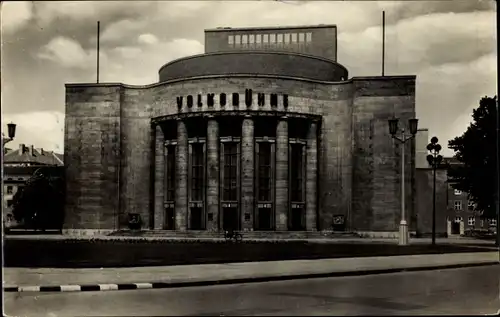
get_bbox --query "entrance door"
[190,207,203,230]
[291,209,304,231]
[165,208,175,230]
[258,208,272,230]
[223,207,238,231]
[451,222,460,235]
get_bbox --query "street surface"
[4,265,499,316]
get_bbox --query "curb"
[4,261,498,293]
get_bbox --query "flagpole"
[97,21,100,84]
[382,11,385,76]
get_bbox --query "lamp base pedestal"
[398,220,409,246]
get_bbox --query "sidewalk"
[4,252,498,292]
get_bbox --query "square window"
[234,35,241,44]
[489,219,497,226]
[249,34,255,44]
[241,35,248,44]
[256,34,262,43]
[277,34,283,43]
[291,33,298,42]
[283,33,290,43]
[270,34,276,43]
[6,186,13,194]
[454,216,462,223]
[468,216,475,226]
[228,35,234,45]
[263,34,269,43]
[298,33,305,42]
[453,201,462,211]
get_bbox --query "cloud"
[100,19,148,43]
[31,2,154,28]
[1,1,33,34]
[37,36,106,69]
[1,111,64,153]
[138,33,159,45]
[102,38,204,85]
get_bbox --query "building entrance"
[223,207,239,231]
[451,221,460,235]
[257,208,272,230]
[290,208,305,231]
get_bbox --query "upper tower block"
[204,24,338,62]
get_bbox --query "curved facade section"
[158,52,348,83]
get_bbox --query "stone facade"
[63,25,417,236]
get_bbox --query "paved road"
[4,266,500,316]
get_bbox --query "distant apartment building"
[444,157,496,235]
[415,131,496,237]
[3,144,64,225]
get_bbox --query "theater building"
[64,25,418,237]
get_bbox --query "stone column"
[206,116,219,231]
[275,117,289,231]
[241,115,254,231]
[175,119,188,231]
[306,121,318,231]
[154,125,165,230]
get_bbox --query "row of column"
[153,116,318,231]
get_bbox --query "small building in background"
[3,144,64,226]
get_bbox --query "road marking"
[99,284,119,291]
[60,285,81,292]
[134,283,153,289]
[18,286,40,292]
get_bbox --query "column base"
[398,221,409,246]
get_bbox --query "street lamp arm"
[392,135,404,143]
[402,134,415,143]
[2,137,13,146]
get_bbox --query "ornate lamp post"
[388,117,419,246]
[426,137,443,246]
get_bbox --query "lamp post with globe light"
[388,117,419,246]
[426,137,443,246]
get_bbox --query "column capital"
[206,114,215,119]
[244,114,252,119]
[280,115,288,120]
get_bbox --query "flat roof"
[205,24,337,32]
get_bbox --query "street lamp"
[426,137,443,246]
[388,117,419,246]
[2,122,17,147]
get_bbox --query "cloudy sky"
[1,0,497,156]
